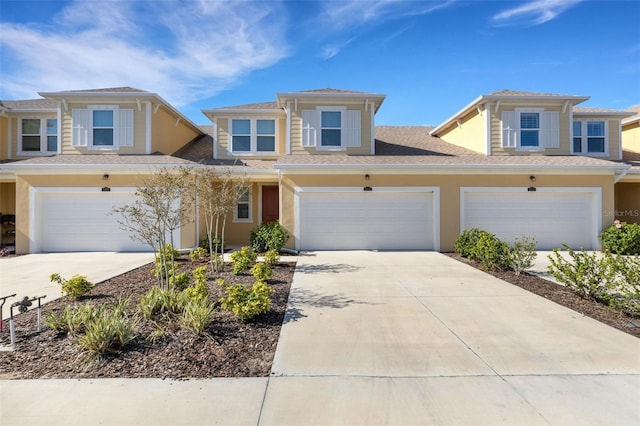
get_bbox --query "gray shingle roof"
[211,101,280,111]
[489,89,581,97]
[63,87,148,93]
[0,99,57,110]
[573,106,632,115]
[294,88,370,94]
[8,154,196,166]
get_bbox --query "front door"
[262,186,279,224]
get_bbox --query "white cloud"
[492,0,584,26]
[0,0,289,105]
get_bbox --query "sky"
[1,0,639,126]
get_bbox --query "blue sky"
[1,0,639,126]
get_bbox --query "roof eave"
[202,108,285,115]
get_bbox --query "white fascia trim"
[213,119,218,159]
[460,186,602,249]
[7,115,12,160]
[286,101,292,155]
[370,105,375,155]
[202,108,285,115]
[56,102,62,154]
[145,101,152,154]
[485,106,491,155]
[294,185,440,251]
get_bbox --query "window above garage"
[572,120,607,156]
[18,117,58,155]
[72,105,134,150]
[230,118,277,155]
[301,107,361,151]
[501,108,559,151]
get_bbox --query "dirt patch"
[447,253,640,338]
[0,259,295,379]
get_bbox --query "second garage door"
[297,187,438,250]
[33,188,156,252]
[461,188,600,250]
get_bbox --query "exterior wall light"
[103,174,110,180]
[529,175,536,182]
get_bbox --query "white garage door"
[298,188,438,250]
[34,188,153,252]
[461,188,600,250]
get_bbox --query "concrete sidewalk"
[1,251,639,425]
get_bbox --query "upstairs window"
[230,119,276,154]
[92,110,114,146]
[19,118,57,154]
[301,108,361,150]
[501,109,558,150]
[573,120,606,154]
[321,111,342,147]
[72,106,133,150]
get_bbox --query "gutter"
[614,164,632,183]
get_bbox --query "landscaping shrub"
[49,273,94,299]
[603,254,640,314]
[263,249,280,266]
[180,298,214,334]
[78,299,137,358]
[189,246,208,262]
[251,262,273,281]
[600,220,640,255]
[45,303,98,335]
[138,286,186,319]
[218,279,274,321]
[152,243,180,279]
[169,272,191,290]
[250,222,290,253]
[199,235,223,254]
[471,233,510,271]
[547,245,615,301]
[507,236,537,275]
[183,266,209,303]
[454,228,491,258]
[230,246,258,275]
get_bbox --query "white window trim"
[89,105,119,150]
[317,107,346,151]
[229,118,278,156]
[17,117,58,156]
[571,120,609,157]
[233,188,253,223]
[515,108,544,152]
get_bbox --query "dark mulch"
[447,253,640,338]
[0,258,295,379]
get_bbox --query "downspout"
[614,165,630,184]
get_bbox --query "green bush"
[547,245,614,301]
[250,222,290,253]
[77,300,136,358]
[218,279,274,321]
[138,287,186,319]
[49,273,94,299]
[169,272,191,290]
[180,298,214,334]
[152,243,180,279]
[230,246,258,275]
[199,235,223,253]
[454,228,491,258]
[507,236,537,275]
[600,221,640,255]
[183,266,209,303]
[45,303,99,335]
[264,249,280,266]
[189,246,208,262]
[472,233,510,271]
[603,254,640,314]
[251,263,273,281]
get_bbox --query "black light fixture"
[103,174,110,180]
[529,175,536,182]
[365,174,370,181]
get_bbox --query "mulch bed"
[447,253,640,338]
[0,258,295,379]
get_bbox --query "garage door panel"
[36,190,152,252]
[299,190,435,250]
[463,190,597,250]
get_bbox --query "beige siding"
[214,115,285,160]
[289,101,372,155]
[61,102,147,155]
[614,182,640,224]
[280,173,615,252]
[14,174,197,254]
[151,105,200,154]
[622,120,640,153]
[437,108,486,154]
[490,103,570,156]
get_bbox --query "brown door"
[262,186,279,223]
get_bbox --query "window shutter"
[301,109,317,147]
[542,111,559,148]
[501,111,517,148]
[117,109,134,147]
[72,109,89,147]
[344,110,361,148]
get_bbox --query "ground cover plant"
[0,252,295,379]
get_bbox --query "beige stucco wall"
[14,174,197,254]
[278,173,615,252]
[0,182,16,215]
[289,101,373,155]
[614,182,640,224]
[151,106,200,154]
[622,120,640,153]
[435,108,486,154]
[214,115,286,160]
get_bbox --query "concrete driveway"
[262,251,640,425]
[0,252,154,321]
